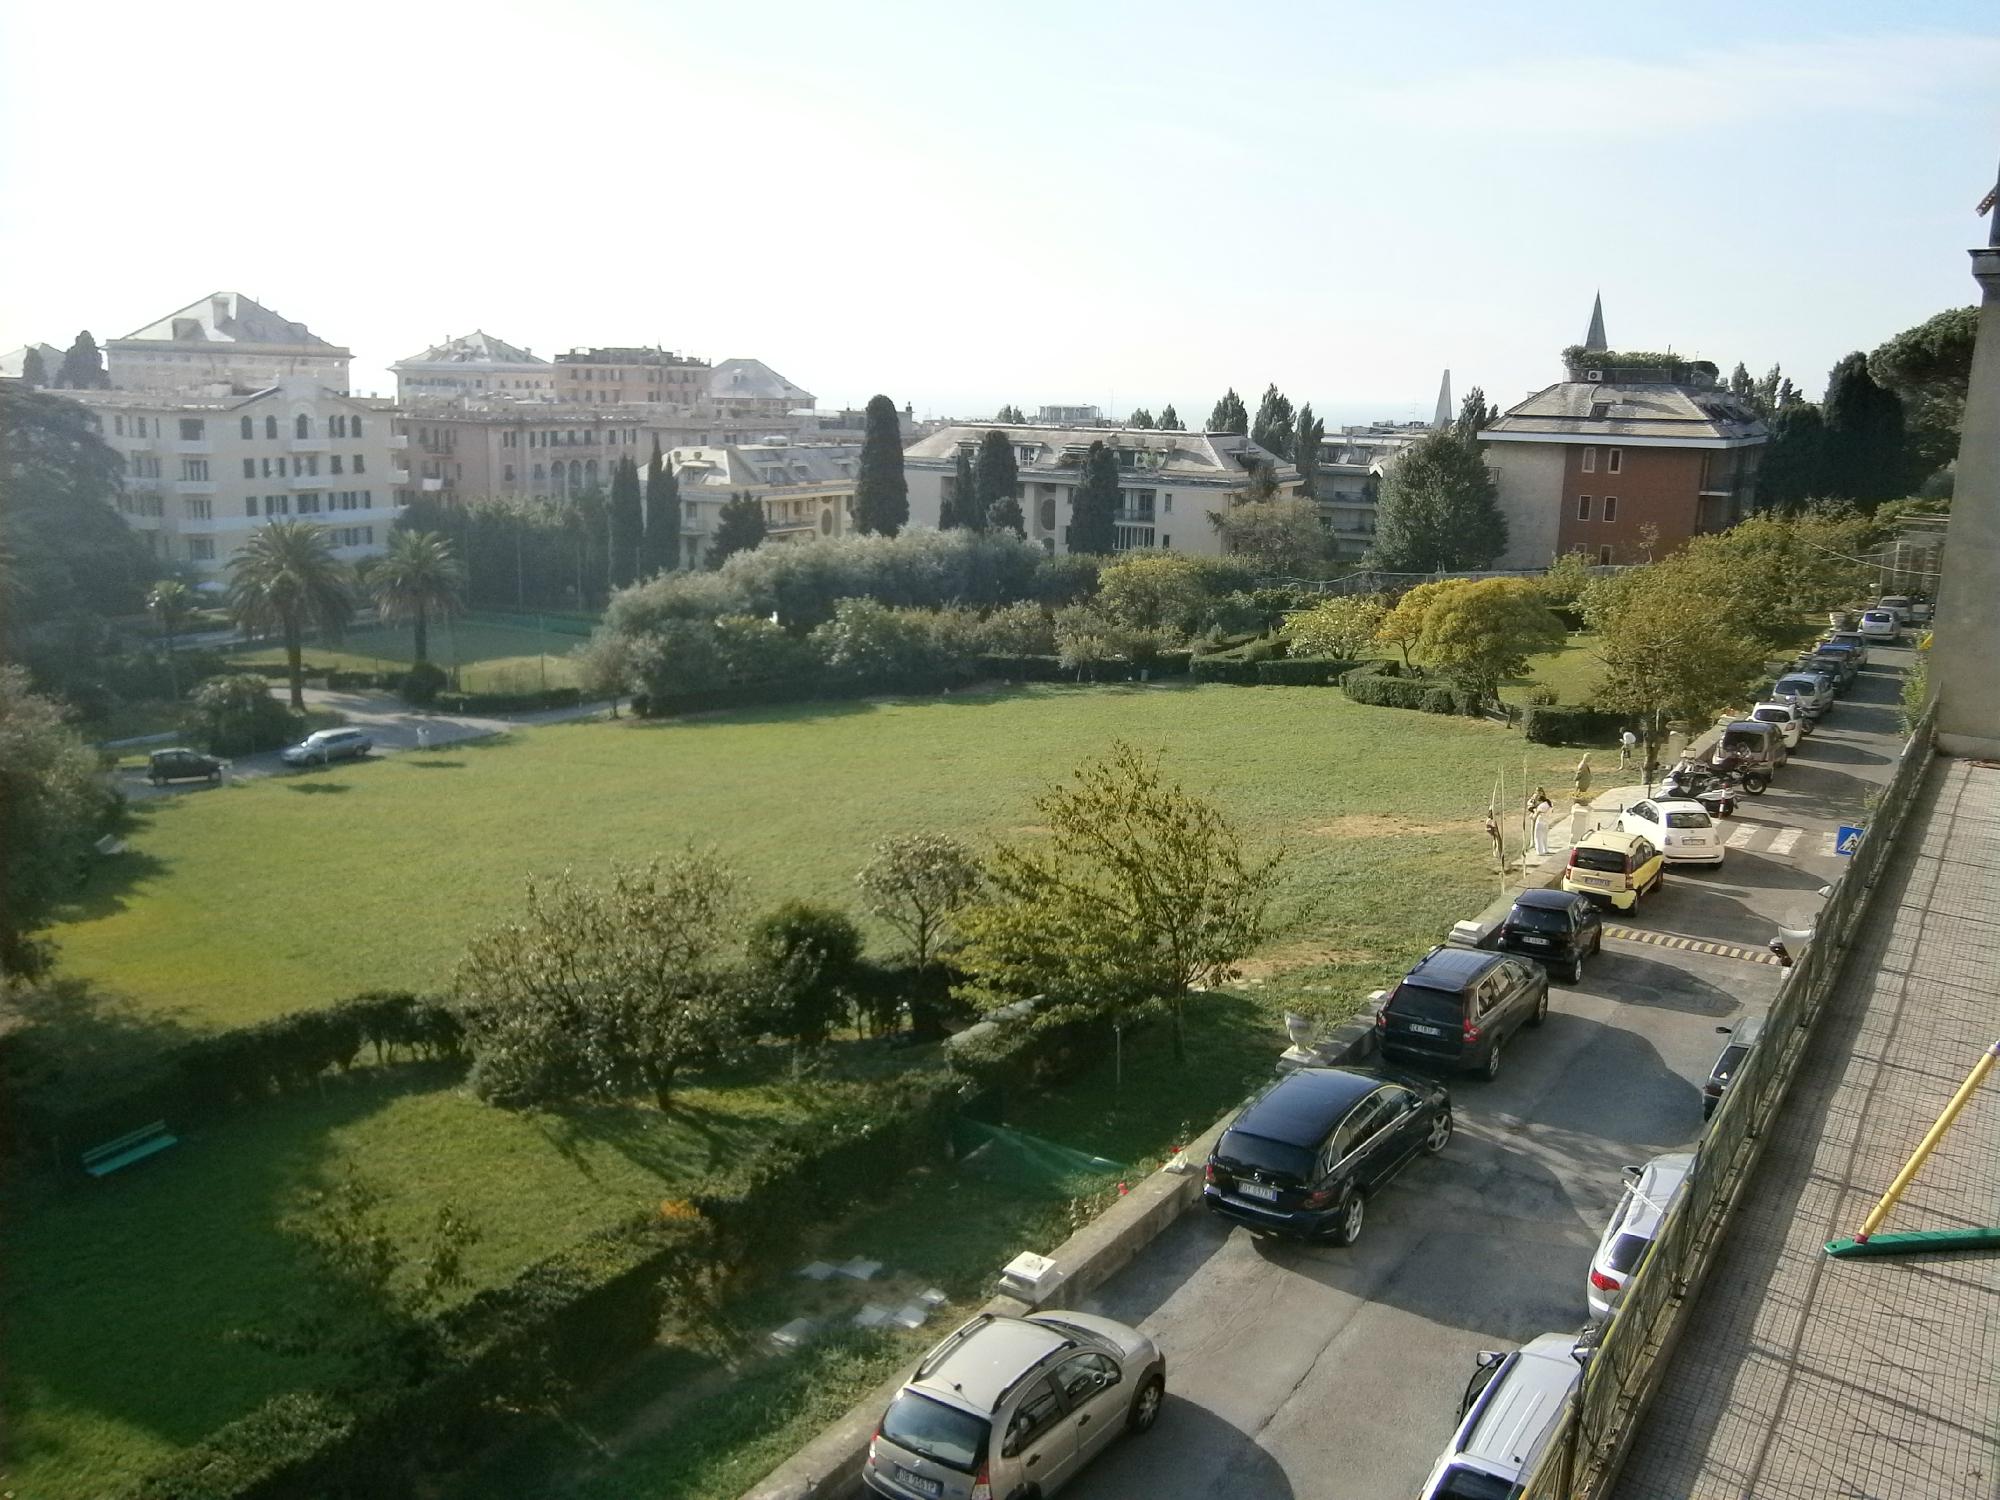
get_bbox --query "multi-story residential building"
[706,359,815,424]
[552,346,711,406]
[902,424,1299,557]
[104,292,350,395]
[71,377,401,580]
[669,441,865,566]
[1037,403,1102,425]
[1307,425,1429,559]
[391,331,553,403]
[1481,308,1766,566]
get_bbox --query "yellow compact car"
[1562,829,1665,911]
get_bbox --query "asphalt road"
[1057,646,1911,1500]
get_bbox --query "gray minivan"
[1416,1332,1588,1498]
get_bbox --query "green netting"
[953,1120,1123,1191]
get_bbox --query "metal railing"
[1519,699,1938,1500]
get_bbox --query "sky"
[3,0,1996,424]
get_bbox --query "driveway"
[1052,650,1910,1500]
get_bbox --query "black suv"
[1498,889,1603,984]
[1203,1066,1451,1246]
[146,747,224,785]
[1376,948,1549,1081]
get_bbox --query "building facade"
[552,347,711,406]
[669,442,865,566]
[105,292,350,395]
[1308,425,1428,559]
[902,425,1298,557]
[391,331,553,403]
[707,359,815,424]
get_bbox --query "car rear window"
[1436,1466,1514,1499]
[1752,708,1786,723]
[1508,904,1570,934]
[1775,679,1815,696]
[880,1392,990,1474]
[1663,811,1711,829]
[1572,846,1629,873]
[1712,1043,1750,1084]
[1720,732,1764,755]
[1608,1231,1651,1274]
[1216,1129,1315,1181]
[1386,980,1465,1026]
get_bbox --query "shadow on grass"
[0,976,205,1110]
[284,782,351,795]
[49,816,170,925]
[399,758,466,771]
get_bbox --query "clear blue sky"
[3,0,1994,423]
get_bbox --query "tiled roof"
[903,424,1292,483]
[395,330,546,367]
[1486,381,1766,443]
[116,291,341,349]
[710,358,814,404]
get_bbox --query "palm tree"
[368,529,465,667]
[227,521,354,710]
[146,580,196,699]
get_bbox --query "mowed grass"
[1501,631,1606,707]
[225,617,586,693]
[0,1071,823,1500]
[51,683,1579,1032]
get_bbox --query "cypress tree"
[1158,404,1184,431]
[57,331,108,390]
[1294,403,1323,497]
[19,347,47,388]
[1207,388,1248,435]
[1369,430,1508,571]
[709,492,768,567]
[1251,384,1295,459]
[608,455,643,588]
[639,440,680,575]
[1821,352,1906,507]
[974,429,1019,534]
[854,394,908,536]
[1129,408,1155,429]
[1068,441,1120,555]
[943,448,975,530]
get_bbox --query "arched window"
[585,458,599,488]
[240,416,254,439]
[568,460,583,493]
[331,415,345,438]
[296,414,311,439]
[265,415,277,439]
[351,415,363,436]
[532,463,545,482]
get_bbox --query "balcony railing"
[172,439,213,455]
[1113,509,1157,524]
[421,477,445,492]
[388,434,409,450]
[390,467,411,484]
[174,479,217,495]
[289,437,330,454]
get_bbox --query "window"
[1163,495,1173,514]
[1581,447,1597,474]
[351,416,362,436]
[1332,1096,1389,1160]
[188,538,215,561]
[503,463,516,482]
[267,494,289,516]
[303,455,318,476]
[239,416,253,439]
[1576,495,1593,520]
[243,458,256,478]
[181,458,209,481]
[296,414,311,439]
[1599,545,1613,564]
[1004,1379,1066,1456]
[1053,1352,1120,1405]
[185,498,212,520]
[179,419,206,441]
[330,455,343,475]
[266,415,277,439]
[362,490,372,509]
[1161,534,1171,548]
[298,493,320,513]
[332,414,346,438]
[1602,496,1618,522]
[114,415,125,436]
[1608,448,1623,474]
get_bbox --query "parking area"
[1054,649,1911,1500]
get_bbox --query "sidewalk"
[1611,757,2000,1500]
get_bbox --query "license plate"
[897,1468,942,1497]
[1575,876,1611,889]
[1523,936,1550,947]
[1237,1181,1280,1201]
[1407,1023,1443,1036]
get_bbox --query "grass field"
[1501,631,1606,707]
[50,682,1578,1033]
[224,616,588,693]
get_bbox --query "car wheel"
[1329,1189,1365,1246]
[1482,1036,1504,1082]
[149,774,163,786]
[1743,773,1769,794]
[1530,988,1549,1027]
[1425,1109,1453,1154]
[208,770,221,783]
[1567,955,1585,985]
[1128,1373,1165,1434]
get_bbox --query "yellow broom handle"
[1854,1040,2000,1243]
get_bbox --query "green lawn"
[49,682,1578,1033]
[224,616,586,693]
[1501,631,1605,707]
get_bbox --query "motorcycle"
[1662,765,1750,817]
[1698,753,1769,796]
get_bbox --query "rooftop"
[915,1316,1071,1412]
[710,357,814,405]
[1484,380,1766,446]
[1234,1067,1381,1147]
[394,330,546,368]
[904,423,1293,481]
[555,346,708,368]
[113,291,345,353]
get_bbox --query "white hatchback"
[1618,798,1723,867]
[1750,700,1806,748]
[1858,608,1899,642]
[1588,1152,1695,1321]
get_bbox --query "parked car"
[1415,1332,1588,1500]
[1617,798,1724,868]
[1376,948,1549,1081]
[1563,829,1666,912]
[1587,1152,1695,1320]
[1497,888,1603,984]
[1858,608,1899,642]
[1749,700,1806,747]
[1203,1065,1453,1243]
[1805,644,1861,689]
[1877,594,1912,624]
[1702,1013,1768,1121]
[1823,630,1871,665]
[146,747,225,785]
[280,727,374,766]
[1772,671,1834,719]
[1711,720,1785,779]
[862,1310,1167,1500]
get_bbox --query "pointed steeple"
[1583,292,1608,353]
[1433,369,1453,429]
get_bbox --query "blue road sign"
[1836,824,1865,856]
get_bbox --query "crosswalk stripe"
[1821,831,1840,856]
[1725,825,1757,848]
[1768,829,1803,856]
[1603,924,1782,966]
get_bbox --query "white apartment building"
[669,441,865,566]
[902,425,1299,557]
[391,331,554,403]
[74,378,403,581]
[105,292,350,395]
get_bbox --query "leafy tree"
[955,742,1283,1064]
[607,454,643,588]
[975,429,1020,535]
[1157,404,1184,431]
[453,854,746,1111]
[1412,578,1566,705]
[1728,362,1754,399]
[746,900,862,1055]
[1209,498,1327,575]
[1870,306,1977,483]
[943,447,976,530]
[1068,440,1120,555]
[1369,430,1507,571]
[987,492,1025,539]
[1128,408,1155,429]
[1251,384,1295,460]
[994,404,1026,424]
[1207,388,1248,435]
[1754,364,1785,417]
[56,331,108,390]
[638,440,680,576]
[1284,595,1387,659]
[367,529,464,667]
[226,519,354,710]
[856,833,982,973]
[1375,578,1463,669]
[708,492,767,568]
[184,672,303,755]
[0,665,115,978]
[1453,388,1496,441]
[854,394,909,536]
[1053,610,1125,682]
[1293,403,1323,497]
[1095,553,1214,637]
[1821,353,1905,508]
[1756,402,1827,512]
[145,580,197,699]
[19,347,46,388]
[1593,574,1766,764]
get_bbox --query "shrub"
[1094,554,1210,638]
[400,661,448,705]
[1421,686,1457,714]
[184,673,304,756]
[1253,657,1359,686]
[745,900,864,1051]
[1205,592,1267,636]
[974,600,1057,656]
[712,614,816,683]
[811,598,969,689]
[1190,655,1262,685]
[1284,595,1388,659]
[431,687,582,715]
[1341,664,1436,711]
[1521,704,1627,745]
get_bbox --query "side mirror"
[1715,1024,1734,1035]
[1475,1350,1505,1369]
[1621,1164,1642,1183]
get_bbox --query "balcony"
[390,467,411,485]
[1113,509,1157,525]
[172,439,213,456]
[289,436,330,454]
[388,434,409,451]
[421,477,444,492]
[174,478,217,496]
[1698,480,1740,498]
[288,470,329,489]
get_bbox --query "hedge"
[1521,704,1628,745]
[1341,664,1437,711]
[1191,655,1262,685]
[433,686,584,715]
[1253,657,1365,686]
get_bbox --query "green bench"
[82,1120,179,1177]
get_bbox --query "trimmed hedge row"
[434,686,584,715]
[1255,657,1367,686]
[1521,704,1628,745]
[633,653,1197,716]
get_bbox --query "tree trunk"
[651,1066,676,1112]
[413,605,429,667]
[285,621,305,711]
[1170,995,1187,1065]
[162,622,179,700]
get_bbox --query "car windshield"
[1752,708,1787,723]
[1712,1043,1750,1083]
[1215,1129,1315,1181]
[1720,732,1764,756]
[1508,904,1570,934]
[1608,1230,1652,1273]
[1387,980,1465,1026]
[1572,846,1629,873]
[1435,1467,1515,1500]
[1663,811,1711,829]
[1775,679,1816,696]
[880,1392,989,1474]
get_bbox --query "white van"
[1416,1332,1586,1498]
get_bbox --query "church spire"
[1433,369,1452,429]
[1583,292,1608,353]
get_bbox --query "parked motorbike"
[1662,764,1752,815]
[1698,754,1770,796]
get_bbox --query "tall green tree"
[994,404,1026,424]
[1157,404,1184,431]
[1756,403,1828,512]
[975,429,1020,535]
[0,665,115,978]
[943,447,976,530]
[1210,499,1327,575]
[1294,403,1324,497]
[854,393,908,536]
[1754,363,1785,418]
[1369,430,1508,571]
[857,833,983,975]
[1453,388,1495,441]
[1412,578,1566,705]
[226,519,355,710]
[1207,388,1248,435]
[147,580,196,699]
[1728,362,1753,398]
[1129,408,1155,429]
[368,529,465,667]
[1068,440,1120,555]
[1821,353,1905,508]
[638,440,680,576]
[709,492,767,567]
[607,454,643,588]
[1870,306,1978,484]
[0,386,153,625]
[56,331,108,390]
[1251,384,1295,459]
[19,347,47,388]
